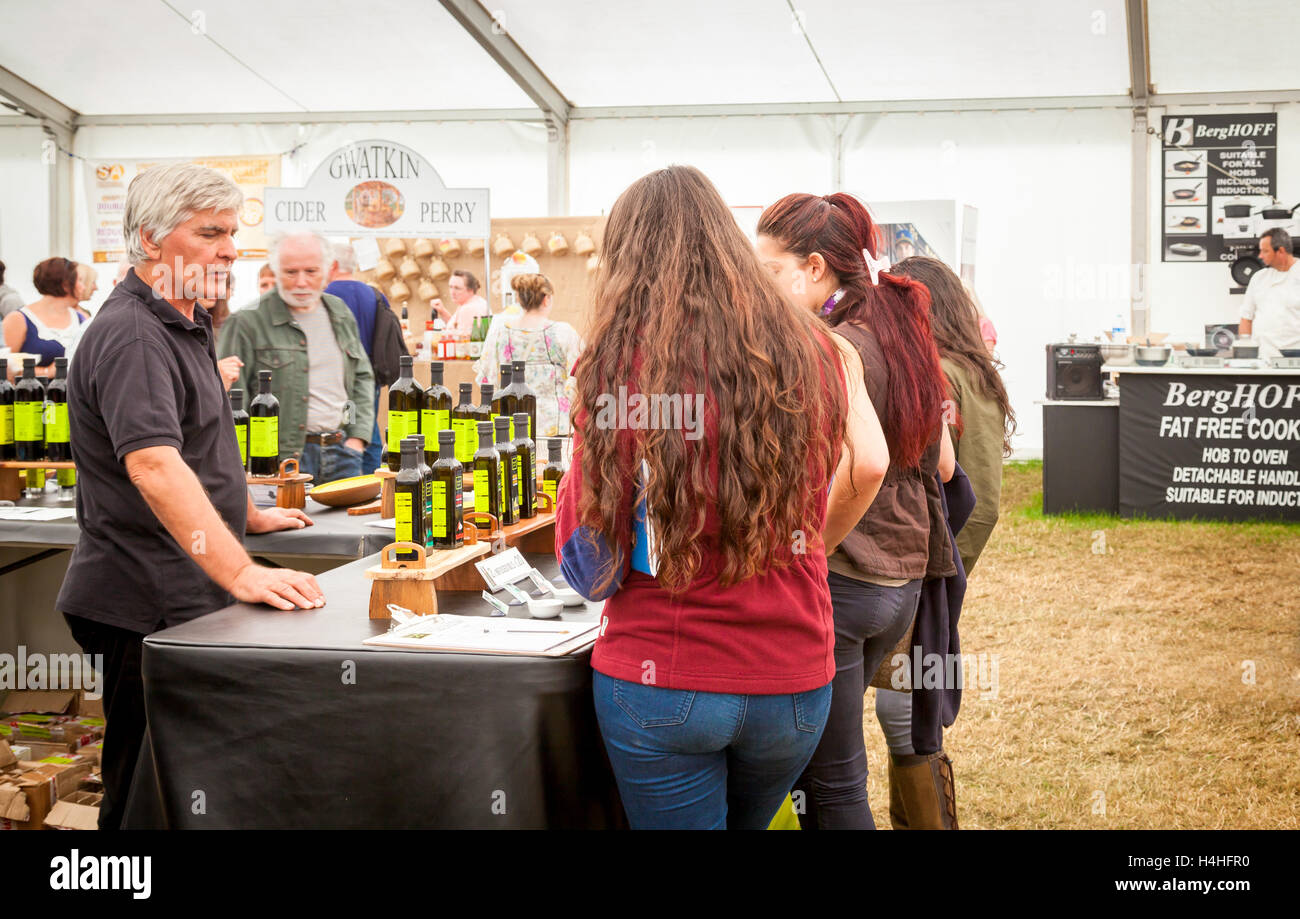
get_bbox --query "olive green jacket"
[217,289,375,460]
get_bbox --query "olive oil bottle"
[422,361,453,467]
[393,439,426,562]
[411,433,434,552]
[452,382,475,464]
[15,359,45,462]
[0,359,16,462]
[472,421,502,519]
[249,370,280,477]
[494,364,517,440]
[44,357,70,463]
[229,388,250,469]
[511,360,537,442]
[430,429,464,550]
[386,355,423,472]
[475,383,495,440]
[541,438,566,507]
[512,411,536,519]
[494,416,519,526]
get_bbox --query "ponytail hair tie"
[863,248,890,286]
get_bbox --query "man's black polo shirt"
[56,268,247,634]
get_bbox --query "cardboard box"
[0,690,79,717]
[78,772,103,794]
[0,756,94,830]
[78,741,103,766]
[44,791,102,830]
[12,739,81,760]
[76,692,104,719]
[0,740,15,770]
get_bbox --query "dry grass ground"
[860,461,1300,829]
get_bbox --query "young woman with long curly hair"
[555,166,888,829]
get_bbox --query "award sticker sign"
[265,140,489,239]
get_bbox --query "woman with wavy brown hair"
[554,165,888,829]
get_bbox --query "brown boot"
[888,751,958,830]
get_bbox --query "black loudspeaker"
[1046,343,1104,400]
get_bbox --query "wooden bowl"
[309,474,382,508]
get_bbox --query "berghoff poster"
[1161,113,1277,263]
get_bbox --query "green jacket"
[217,289,375,460]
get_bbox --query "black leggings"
[793,573,921,830]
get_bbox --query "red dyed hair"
[758,192,947,469]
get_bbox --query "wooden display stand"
[365,540,493,620]
[433,490,556,592]
[0,460,75,502]
[246,458,312,509]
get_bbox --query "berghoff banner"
[264,140,489,239]
[1118,373,1300,521]
[85,155,280,263]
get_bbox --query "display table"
[134,551,625,829]
[1107,364,1300,522]
[0,499,402,658]
[1039,398,1120,514]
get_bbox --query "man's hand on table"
[231,563,325,610]
[247,506,314,533]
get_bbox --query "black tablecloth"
[0,496,393,559]
[136,551,626,829]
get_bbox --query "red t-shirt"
[555,341,843,694]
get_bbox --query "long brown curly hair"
[576,166,846,595]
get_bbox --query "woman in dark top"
[757,192,954,829]
[2,257,89,377]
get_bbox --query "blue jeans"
[362,392,383,475]
[299,441,364,486]
[592,671,832,830]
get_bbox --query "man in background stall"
[219,231,375,484]
[1240,228,1300,359]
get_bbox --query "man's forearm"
[128,448,252,591]
[1240,318,1253,336]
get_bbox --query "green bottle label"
[395,492,413,543]
[15,403,42,442]
[0,405,12,445]
[387,409,417,453]
[474,468,491,514]
[57,467,76,487]
[432,480,449,537]
[421,408,451,434]
[250,416,278,457]
[542,479,558,505]
[514,455,522,501]
[46,404,69,444]
[424,478,434,549]
[236,424,248,466]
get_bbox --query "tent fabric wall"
[0,124,52,305]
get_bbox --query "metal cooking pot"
[1232,342,1260,359]
[1098,343,1134,365]
[1223,204,1253,218]
[1136,345,1171,366]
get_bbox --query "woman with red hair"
[757,192,957,829]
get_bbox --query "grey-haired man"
[56,162,325,829]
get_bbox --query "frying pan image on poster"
[1164,151,1206,178]
[1166,242,1207,260]
[1168,182,1202,203]
[1168,215,1202,229]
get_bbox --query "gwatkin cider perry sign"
[264,140,489,238]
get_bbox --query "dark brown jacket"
[832,320,956,581]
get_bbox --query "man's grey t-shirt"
[294,302,348,433]
[0,283,23,318]
[56,269,247,634]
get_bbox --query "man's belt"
[305,430,347,446]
